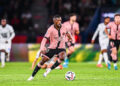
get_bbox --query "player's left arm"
[75,23,80,35]
[8,26,15,41]
[66,31,73,42]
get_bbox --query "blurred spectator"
[11,14,20,32]
[21,10,32,20]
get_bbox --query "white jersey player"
[91,17,110,68]
[0,18,15,67]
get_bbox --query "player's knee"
[101,49,107,53]
[59,52,66,61]
[41,64,47,69]
[40,56,50,65]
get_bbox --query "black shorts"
[110,39,120,51]
[45,49,66,58]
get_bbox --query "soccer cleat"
[1,64,5,68]
[63,63,68,68]
[96,64,103,68]
[107,62,111,70]
[59,65,63,70]
[106,64,108,67]
[43,68,51,77]
[114,66,118,70]
[43,72,47,77]
[27,76,34,81]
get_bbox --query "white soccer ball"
[65,71,75,81]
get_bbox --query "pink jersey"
[63,21,79,43]
[106,22,120,40]
[40,24,69,50]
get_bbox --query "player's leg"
[97,53,103,67]
[44,51,66,77]
[6,44,11,62]
[63,46,74,68]
[109,40,118,70]
[111,47,118,70]
[101,49,108,66]
[0,50,6,68]
[107,42,112,70]
[97,40,104,67]
[28,55,50,81]
[28,49,55,81]
[47,56,63,70]
[41,63,48,69]
[102,39,109,66]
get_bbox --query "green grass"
[0,62,120,86]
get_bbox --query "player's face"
[104,18,110,24]
[114,16,120,24]
[54,18,62,26]
[1,19,7,26]
[70,15,77,22]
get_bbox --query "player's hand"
[41,50,46,54]
[91,40,95,44]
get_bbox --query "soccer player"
[28,15,72,81]
[91,17,110,68]
[63,13,80,68]
[105,14,120,70]
[0,18,15,67]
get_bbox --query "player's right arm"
[40,27,51,53]
[91,24,100,44]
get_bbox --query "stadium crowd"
[0,0,120,43]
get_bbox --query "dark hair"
[104,16,110,20]
[53,15,61,19]
[114,14,120,18]
[1,17,7,21]
[69,13,76,17]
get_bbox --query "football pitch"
[0,62,120,86]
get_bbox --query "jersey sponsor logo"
[1,33,7,38]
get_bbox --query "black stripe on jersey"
[44,36,50,43]
[56,29,61,49]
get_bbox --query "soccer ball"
[65,71,75,81]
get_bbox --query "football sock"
[114,63,117,67]
[1,52,5,66]
[103,52,108,64]
[32,65,41,77]
[51,61,60,70]
[98,53,103,64]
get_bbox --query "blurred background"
[0,0,120,62]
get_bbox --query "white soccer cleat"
[27,76,34,81]
[1,64,5,68]
[43,72,47,77]
[43,68,51,77]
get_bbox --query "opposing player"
[91,17,110,68]
[0,18,15,67]
[63,13,80,68]
[105,14,120,70]
[28,15,72,81]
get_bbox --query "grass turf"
[0,62,120,86]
